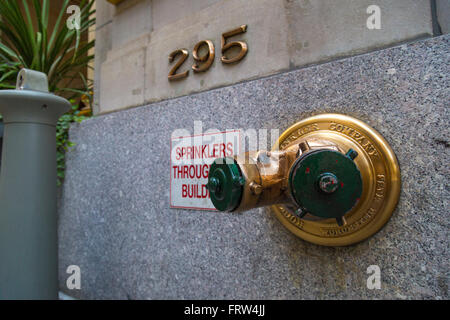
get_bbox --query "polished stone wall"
[58,35,449,299]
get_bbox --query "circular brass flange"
[271,114,401,246]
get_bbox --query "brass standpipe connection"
[207,139,362,226]
[206,114,401,246]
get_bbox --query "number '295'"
[168,25,248,81]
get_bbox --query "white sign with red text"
[170,130,241,210]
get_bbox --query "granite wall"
[58,35,449,299]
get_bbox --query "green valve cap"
[289,149,362,219]
[207,157,245,211]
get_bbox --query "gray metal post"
[0,69,71,299]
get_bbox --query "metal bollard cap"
[0,69,70,126]
[16,69,49,92]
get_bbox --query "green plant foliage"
[56,101,87,186]
[0,0,95,96]
[0,61,21,89]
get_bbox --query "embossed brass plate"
[271,114,400,246]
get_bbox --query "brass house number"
[168,25,248,81]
